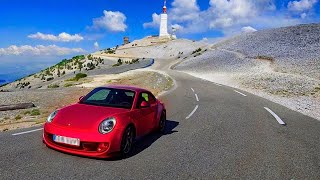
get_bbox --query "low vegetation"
[24,109,41,116]
[16,82,30,89]
[113,59,123,67]
[48,84,60,88]
[192,48,202,54]
[64,83,73,87]
[114,58,140,67]
[105,48,115,54]
[254,55,275,62]
[46,77,54,81]
[30,109,41,116]
[15,115,22,120]
[66,73,87,81]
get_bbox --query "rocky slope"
[175,23,320,120]
[95,37,206,60]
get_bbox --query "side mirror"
[79,96,84,101]
[140,101,150,108]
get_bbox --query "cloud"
[171,24,184,30]
[0,45,85,56]
[94,42,99,49]
[28,32,84,42]
[301,12,308,18]
[288,0,318,12]
[170,0,200,23]
[241,26,257,33]
[143,13,161,28]
[207,0,276,29]
[144,0,316,36]
[91,10,127,32]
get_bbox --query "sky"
[0,0,319,82]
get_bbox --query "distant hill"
[213,23,320,79]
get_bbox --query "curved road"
[0,58,319,179]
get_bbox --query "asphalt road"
[0,58,319,179]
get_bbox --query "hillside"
[214,23,320,79]
[93,37,206,60]
[175,23,320,120]
[1,54,152,91]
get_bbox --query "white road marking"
[195,94,199,102]
[234,90,247,97]
[186,105,199,119]
[12,128,43,136]
[264,107,286,125]
[191,88,195,92]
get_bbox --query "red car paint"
[43,85,166,158]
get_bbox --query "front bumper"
[43,123,123,158]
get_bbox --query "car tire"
[120,126,134,157]
[158,111,166,134]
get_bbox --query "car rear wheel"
[158,112,166,134]
[120,126,134,157]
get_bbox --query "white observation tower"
[159,0,170,38]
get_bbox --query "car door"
[134,92,157,136]
[146,93,158,129]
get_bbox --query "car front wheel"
[120,126,134,157]
[158,112,166,134]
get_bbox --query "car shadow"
[108,119,179,161]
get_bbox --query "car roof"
[100,85,150,93]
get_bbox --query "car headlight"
[99,117,116,134]
[47,110,58,123]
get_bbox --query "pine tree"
[57,68,61,77]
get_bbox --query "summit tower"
[159,0,170,38]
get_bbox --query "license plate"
[53,135,80,146]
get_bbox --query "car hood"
[53,103,129,130]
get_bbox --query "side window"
[141,93,149,102]
[137,92,156,108]
[148,93,156,104]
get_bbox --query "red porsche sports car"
[43,85,166,158]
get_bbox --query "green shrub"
[112,59,123,67]
[64,83,73,87]
[48,84,59,88]
[105,49,115,54]
[75,73,87,80]
[47,77,54,81]
[87,62,96,70]
[67,73,87,81]
[192,48,202,54]
[15,115,22,120]
[30,109,41,116]
[132,58,139,63]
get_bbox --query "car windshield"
[80,87,135,109]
